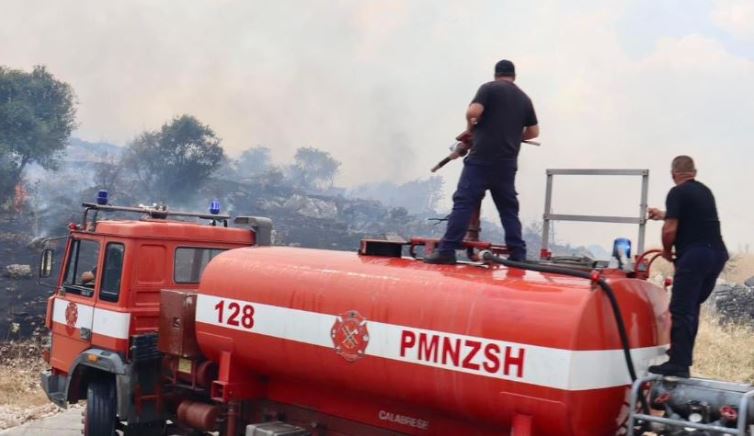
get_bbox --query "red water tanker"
[188,245,670,435]
[53,174,754,435]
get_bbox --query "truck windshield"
[63,239,101,297]
[174,247,225,283]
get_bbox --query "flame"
[13,183,27,212]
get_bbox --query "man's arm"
[522,98,539,140]
[449,103,484,158]
[660,187,682,261]
[522,124,539,140]
[661,219,679,260]
[466,103,483,131]
[647,207,675,260]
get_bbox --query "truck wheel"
[83,376,117,436]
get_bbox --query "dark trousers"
[669,244,728,366]
[438,160,526,260]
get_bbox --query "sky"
[1,0,753,251]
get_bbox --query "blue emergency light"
[612,237,632,269]
[96,190,108,205]
[613,238,631,259]
[209,199,221,215]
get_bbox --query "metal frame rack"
[540,169,650,257]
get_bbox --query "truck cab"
[39,197,271,435]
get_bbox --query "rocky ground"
[710,280,754,327]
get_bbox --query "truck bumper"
[40,370,68,408]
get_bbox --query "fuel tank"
[195,247,670,435]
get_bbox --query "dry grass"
[661,252,754,384]
[722,253,754,284]
[646,251,754,285]
[0,351,47,407]
[0,341,58,429]
[694,312,754,384]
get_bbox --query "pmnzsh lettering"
[399,330,525,378]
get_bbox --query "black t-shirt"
[665,180,726,255]
[466,80,537,164]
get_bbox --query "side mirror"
[40,249,54,278]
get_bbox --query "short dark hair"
[494,59,516,77]
[672,155,696,173]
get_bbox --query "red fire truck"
[38,173,754,435]
[39,198,271,435]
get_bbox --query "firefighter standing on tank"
[647,155,729,378]
[424,59,539,264]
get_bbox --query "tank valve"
[177,400,220,431]
[589,270,602,284]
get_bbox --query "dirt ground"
[0,342,59,430]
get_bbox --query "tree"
[0,65,77,204]
[288,147,341,190]
[236,146,272,177]
[93,155,124,195]
[122,115,225,203]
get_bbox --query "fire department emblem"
[330,310,369,362]
[65,301,78,335]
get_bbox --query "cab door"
[50,236,102,372]
[91,241,130,354]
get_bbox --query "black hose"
[481,252,651,417]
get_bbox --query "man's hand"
[81,271,95,285]
[662,250,674,262]
[455,129,473,145]
[648,208,666,221]
[449,141,470,159]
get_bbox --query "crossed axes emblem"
[330,310,370,362]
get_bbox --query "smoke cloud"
[2,0,753,250]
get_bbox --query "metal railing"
[541,169,650,257]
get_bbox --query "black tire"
[83,376,117,436]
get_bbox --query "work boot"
[423,251,457,265]
[508,250,527,262]
[648,362,690,378]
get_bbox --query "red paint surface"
[195,247,670,435]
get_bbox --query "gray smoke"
[2,0,753,250]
